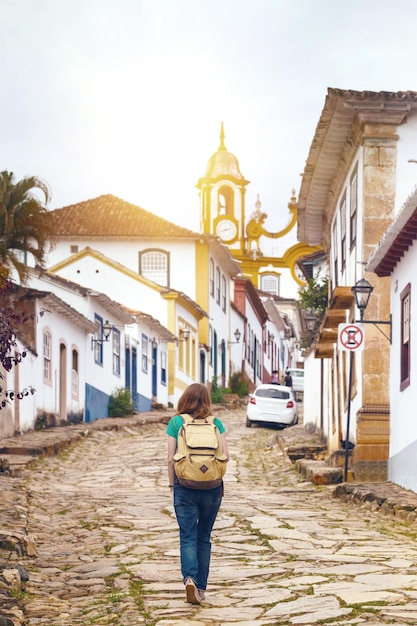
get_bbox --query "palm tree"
[0,170,54,283]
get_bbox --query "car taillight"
[249,397,256,405]
[286,400,294,408]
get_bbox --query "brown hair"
[177,383,211,419]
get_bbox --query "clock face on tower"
[215,218,238,242]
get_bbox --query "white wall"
[395,110,417,214]
[389,240,417,491]
[48,238,197,300]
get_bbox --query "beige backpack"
[173,414,228,489]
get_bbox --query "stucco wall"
[389,239,417,491]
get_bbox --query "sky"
[3,0,417,233]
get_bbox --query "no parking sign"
[338,323,365,352]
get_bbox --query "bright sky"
[3,0,417,233]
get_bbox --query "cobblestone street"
[4,407,417,625]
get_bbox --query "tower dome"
[205,123,245,180]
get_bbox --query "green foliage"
[211,372,248,403]
[210,376,225,403]
[298,271,329,316]
[108,387,135,417]
[228,371,249,397]
[297,270,329,351]
[0,170,54,283]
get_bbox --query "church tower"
[197,125,321,295]
[197,123,249,254]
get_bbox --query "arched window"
[139,249,169,286]
[72,348,79,398]
[43,330,52,383]
[260,274,280,296]
[217,185,234,217]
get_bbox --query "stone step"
[295,459,343,485]
[286,444,327,462]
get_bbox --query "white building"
[367,186,417,492]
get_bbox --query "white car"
[286,368,304,393]
[246,384,298,428]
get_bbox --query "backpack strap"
[180,413,212,424]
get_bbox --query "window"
[142,335,149,373]
[400,283,411,390]
[70,245,78,254]
[260,274,280,296]
[139,249,169,286]
[161,351,167,385]
[93,315,104,365]
[71,348,79,398]
[209,325,213,365]
[340,192,346,271]
[216,267,220,304]
[350,167,358,249]
[251,329,254,366]
[246,324,251,362]
[221,275,227,312]
[43,331,52,382]
[332,219,338,288]
[112,329,121,376]
[217,184,234,216]
[209,259,214,297]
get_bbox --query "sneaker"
[185,577,200,604]
[198,589,205,601]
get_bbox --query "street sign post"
[338,323,365,352]
[338,323,365,482]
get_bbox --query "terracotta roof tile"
[51,194,200,238]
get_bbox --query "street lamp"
[91,320,112,347]
[228,328,241,346]
[304,310,318,332]
[352,279,391,343]
[178,327,190,342]
[351,278,373,321]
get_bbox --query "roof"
[28,266,137,324]
[297,88,417,247]
[51,194,202,239]
[233,276,269,324]
[48,246,208,319]
[367,186,417,277]
[197,123,249,186]
[11,285,96,333]
[261,297,288,333]
[123,309,177,343]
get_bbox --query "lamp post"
[228,328,241,346]
[351,278,374,321]
[342,278,392,482]
[91,320,112,347]
[352,279,391,342]
[179,327,190,342]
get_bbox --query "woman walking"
[166,383,229,604]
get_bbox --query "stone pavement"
[2,407,417,624]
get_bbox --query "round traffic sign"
[338,324,365,351]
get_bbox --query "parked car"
[246,384,298,428]
[286,368,304,393]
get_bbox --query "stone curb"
[276,426,417,522]
[0,411,171,476]
[334,482,417,522]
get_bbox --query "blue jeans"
[173,483,222,591]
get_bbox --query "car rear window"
[256,389,290,399]
[289,370,304,377]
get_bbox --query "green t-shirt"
[166,414,226,440]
